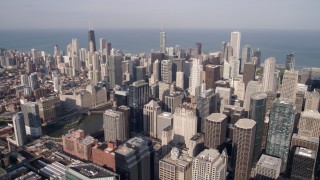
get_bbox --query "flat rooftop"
[257,154,281,170]
[68,163,118,178]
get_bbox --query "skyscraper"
[305,90,320,111]
[255,154,281,180]
[161,60,173,83]
[160,27,166,53]
[262,57,276,92]
[128,80,150,136]
[230,56,240,78]
[249,92,267,164]
[241,45,252,73]
[12,112,27,146]
[88,23,96,53]
[103,109,126,143]
[108,55,123,87]
[204,64,221,89]
[290,147,316,180]
[266,98,295,172]
[298,110,320,138]
[230,31,241,61]
[176,71,184,89]
[233,118,256,180]
[285,53,294,71]
[243,62,256,87]
[143,100,161,138]
[192,149,227,180]
[173,105,197,149]
[115,136,153,180]
[189,58,203,96]
[244,81,260,111]
[99,38,107,54]
[159,147,193,180]
[205,113,227,149]
[29,72,39,91]
[280,70,298,100]
[21,102,42,137]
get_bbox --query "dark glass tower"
[88,25,97,53]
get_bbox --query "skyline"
[1,0,320,30]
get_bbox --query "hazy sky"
[1,0,320,30]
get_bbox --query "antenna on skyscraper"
[89,20,94,30]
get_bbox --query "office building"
[158,81,170,101]
[37,96,61,123]
[65,163,119,180]
[115,136,153,180]
[135,66,146,81]
[176,71,184,89]
[241,45,252,73]
[192,149,227,180]
[173,105,197,149]
[153,59,161,83]
[290,133,319,152]
[230,56,240,78]
[92,142,117,172]
[205,113,227,149]
[159,147,193,180]
[160,28,166,53]
[233,119,256,180]
[164,91,184,113]
[21,74,29,86]
[29,72,39,90]
[189,58,203,97]
[298,110,320,138]
[62,129,97,161]
[243,62,256,87]
[204,64,220,89]
[12,112,26,147]
[143,100,162,137]
[128,80,149,136]
[215,87,231,113]
[108,55,123,87]
[21,102,42,137]
[223,105,245,140]
[305,90,320,111]
[290,147,316,180]
[230,31,241,61]
[253,49,262,67]
[265,91,277,114]
[103,109,126,143]
[262,57,276,92]
[189,133,205,157]
[161,60,173,83]
[157,112,173,140]
[249,92,267,164]
[255,154,281,180]
[266,98,295,172]
[244,81,260,111]
[286,53,295,71]
[197,89,218,132]
[88,25,96,53]
[280,70,298,100]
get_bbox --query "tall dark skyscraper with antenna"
[88,21,97,53]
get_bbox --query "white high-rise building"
[189,58,203,96]
[280,70,298,100]
[230,31,241,61]
[143,100,162,138]
[223,60,231,79]
[53,76,60,93]
[230,56,240,78]
[173,106,197,148]
[160,28,166,53]
[176,71,184,89]
[21,74,29,86]
[192,149,227,180]
[161,60,172,83]
[103,109,126,142]
[262,57,276,92]
[71,38,79,55]
[12,112,27,147]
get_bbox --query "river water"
[42,103,114,138]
